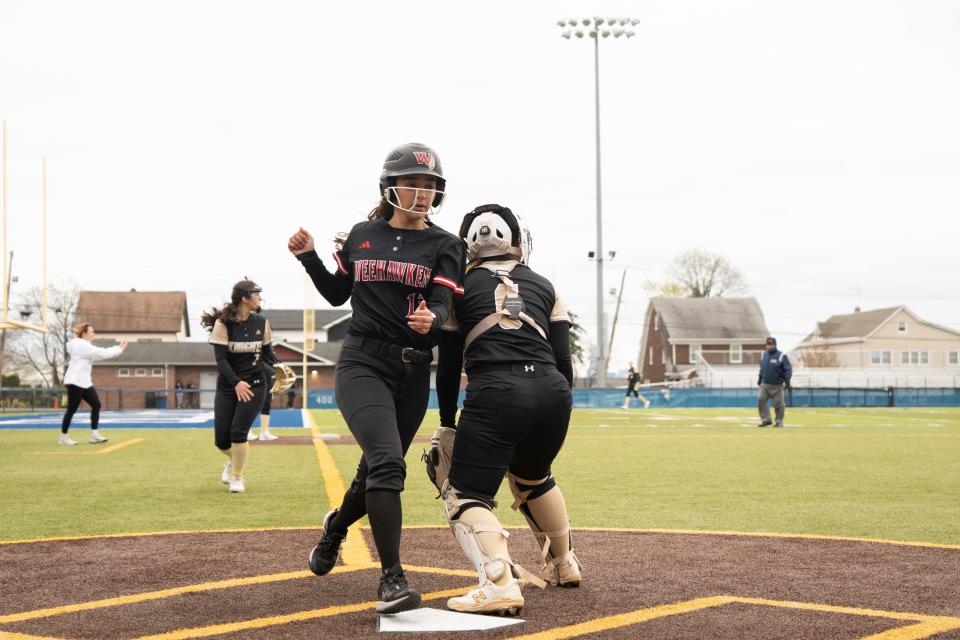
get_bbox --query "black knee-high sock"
[365,489,402,571]
[329,475,368,535]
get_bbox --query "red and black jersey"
[297,217,465,350]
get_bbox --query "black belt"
[344,334,433,365]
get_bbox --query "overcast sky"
[2,0,958,373]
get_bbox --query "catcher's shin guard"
[422,426,456,494]
[508,474,582,587]
[441,481,544,591]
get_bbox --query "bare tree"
[642,278,686,298]
[6,283,80,386]
[668,249,748,298]
[799,348,841,368]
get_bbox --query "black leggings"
[214,384,267,449]
[61,385,101,433]
[450,364,572,504]
[327,345,430,569]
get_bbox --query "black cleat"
[757,421,772,428]
[308,509,346,576]
[376,567,421,614]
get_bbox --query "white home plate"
[377,608,525,632]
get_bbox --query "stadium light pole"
[558,17,639,387]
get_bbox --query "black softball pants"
[61,385,101,433]
[328,345,430,569]
[214,384,267,450]
[449,363,573,504]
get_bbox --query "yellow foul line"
[0,526,322,546]
[504,595,960,640]
[30,438,143,457]
[307,415,373,566]
[860,619,960,639]
[0,632,64,640]
[97,438,143,454]
[0,565,373,624]
[132,587,469,640]
[504,596,735,640]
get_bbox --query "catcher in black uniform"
[288,143,465,614]
[201,280,283,494]
[431,205,580,615]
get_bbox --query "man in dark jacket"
[758,337,792,427]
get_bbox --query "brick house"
[638,297,771,383]
[90,340,334,409]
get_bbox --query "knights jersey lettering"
[447,260,570,370]
[317,217,465,350]
[209,314,273,384]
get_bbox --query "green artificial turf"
[2,408,957,544]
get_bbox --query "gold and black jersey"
[445,260,571,371]
[209,314,273,387]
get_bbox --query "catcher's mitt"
[422,426,456,495]
[270,363,296,394]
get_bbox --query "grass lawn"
[2,408,958,544]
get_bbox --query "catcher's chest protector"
[463,262,547,350]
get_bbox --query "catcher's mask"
[379,143,446,217]
[459,204,532,265]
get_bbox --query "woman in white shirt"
[60,323,128,445]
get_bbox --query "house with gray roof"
[638,297,771,383]
[795,306,960,369]
[260,309,352,344]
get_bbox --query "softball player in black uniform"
[248,359,279,441]
[201,280,279,494]
[288,143,465,614]
[433,204,580,615]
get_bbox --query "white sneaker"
[89,432,108,444]
[221,461,232,484]
[643,399,651,409]
[58,434,77,446]
[247,431,258,441]
[447,579,523,615]
[229,476,245,493]
[258,431,279,441]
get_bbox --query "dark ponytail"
[200,280,259,330]
[367,197,394,221]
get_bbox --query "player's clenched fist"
[288,227,315,256]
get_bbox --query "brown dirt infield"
[1,528,959,639]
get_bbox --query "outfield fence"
[3,385,960,413]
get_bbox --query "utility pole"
[605,268,627,377]
[0,251,12,384]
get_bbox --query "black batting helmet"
[379,143,446,208]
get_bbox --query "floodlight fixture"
[556,16,641,387]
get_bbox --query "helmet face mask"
[459,204,532,265]
[383,184,446,217]
[379,143,446,216]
